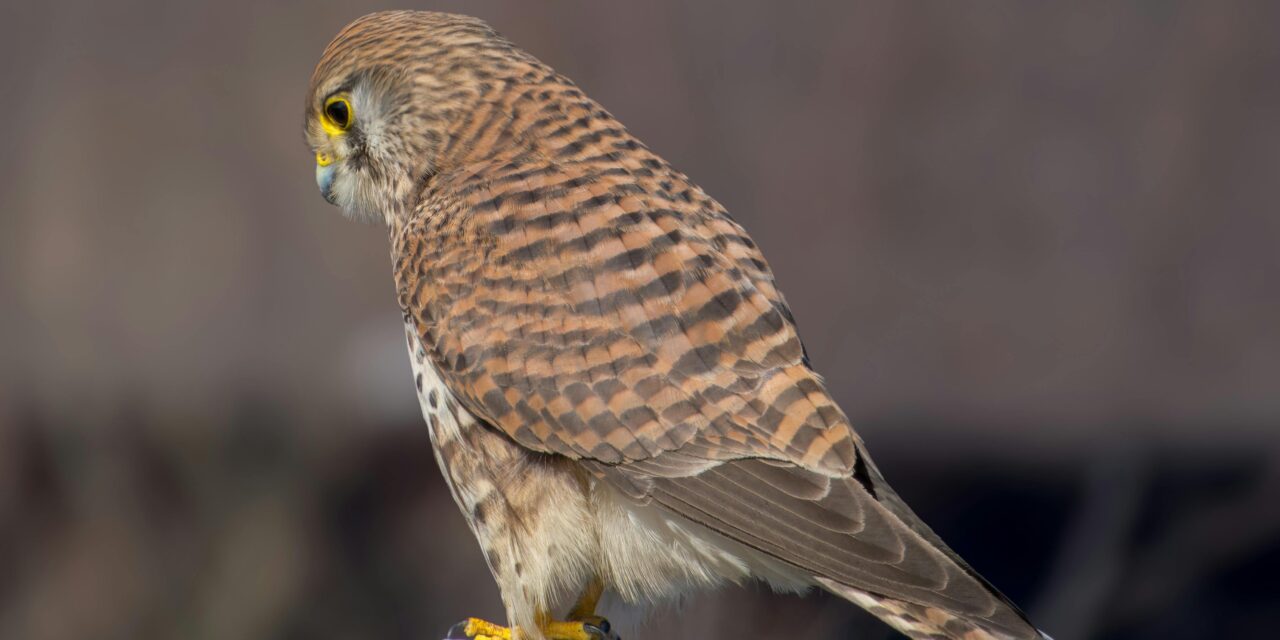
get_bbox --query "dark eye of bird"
[326,100,350,129]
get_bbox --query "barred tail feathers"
[815,577,1051,640]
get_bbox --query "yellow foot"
[461,618,511,640]
[544,618,617,640]
[445,617,619,640]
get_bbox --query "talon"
[583,620,618,640]
[579,615,611,637]
[445,620,470,640]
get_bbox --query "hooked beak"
[315,151,337,205]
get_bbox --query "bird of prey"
[305,11,1049,640]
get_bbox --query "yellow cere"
[316,151,334,167]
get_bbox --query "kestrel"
[305,11,1050,640]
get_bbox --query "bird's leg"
[446,579,618,640]
[560,577,617,638]
[542,577,618,640]
[567,576,604,620]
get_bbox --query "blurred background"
[2,2,1278,639]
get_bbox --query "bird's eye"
[323,95,353,132]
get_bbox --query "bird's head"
[304,11,528,224]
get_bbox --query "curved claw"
[581,617,621,640]
[444,620,471,640]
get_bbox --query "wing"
[395,151,856,474]
[396,146,1036,638]
[597,456,1039,638]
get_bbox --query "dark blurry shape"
[1,1,1277,639]
[1032,443,1148,638]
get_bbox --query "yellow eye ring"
[321,94,353,135]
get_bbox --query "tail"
[816,578,1053,640]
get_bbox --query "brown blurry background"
[2,2,1278,639]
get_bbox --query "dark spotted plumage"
[306,11,1048,640]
